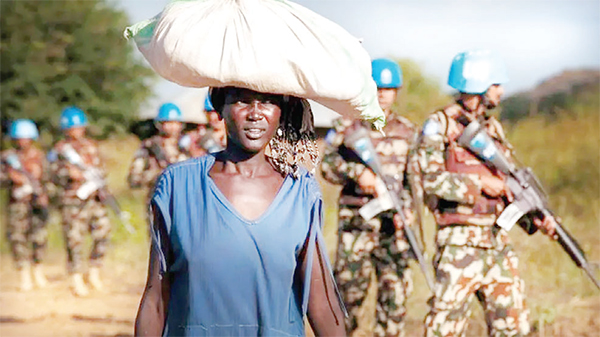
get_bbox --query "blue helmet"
[9,119,39,140]
[60,106,88,130]
[372,58,403,89]
[204,94,215,112]
[155,102,182,122]
[448,50,509,94]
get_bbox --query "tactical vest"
[434,110,508,227]
[340,117,414,204]
[146,135,189,169]
[59,138,102,193]
[4,148,46,202]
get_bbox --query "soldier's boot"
[19,263,33,292]
[71,273,89,297]
[88,267,104,291]
[32,264,49,288]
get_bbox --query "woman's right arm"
[135,210,171,337]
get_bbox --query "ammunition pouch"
[436,131,505,227]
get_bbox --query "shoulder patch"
[422,119,441,136]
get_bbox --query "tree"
[1,0,156,140]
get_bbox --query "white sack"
[125,0,385,129]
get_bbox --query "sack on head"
[125,0,385,129]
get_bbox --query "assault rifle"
[344,126,436,292]
[149,141,169,168]
[457,120,600,290]
[61,144,136,234]
[4,153,49,221]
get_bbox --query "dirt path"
[1,249,598,337]
[0,250,147,337]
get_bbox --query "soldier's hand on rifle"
[533,214,558,240]
[480,175,512,200]
[8,169,27,185]
[37,194,49,207]
[357,168,378,195]
[68,164,85,181]
[393,209,414,230]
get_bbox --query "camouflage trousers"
[6,201,48,269]
[60,196,111,273]
[334,207,413,337]
[425,244,530,337]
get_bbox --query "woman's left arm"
[304,239,347,336]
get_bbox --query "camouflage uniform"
[183,128,226,158]
[321,115,417,337]
[0,148,49,270]
[127,135,190,205]
[416,103,530,337]
[183,126,208,158]
[49,138,111,274]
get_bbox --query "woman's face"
[221,88,282,153]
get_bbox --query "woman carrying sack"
[127,1,385,336]
[136,87,345,336]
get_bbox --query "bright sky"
[116,0,600,102]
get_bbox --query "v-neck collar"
[205,155,292,225]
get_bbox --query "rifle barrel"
[386,182,435,292]
[555,224,600,290]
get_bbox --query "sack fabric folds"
[125,0,385,129]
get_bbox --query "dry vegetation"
[1,79,598,337]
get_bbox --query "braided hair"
[210,87,319,178]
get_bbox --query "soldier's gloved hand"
[533,214,558,240]
[357,168,377,195]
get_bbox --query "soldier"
[1,119,50,291]
[321,58,417,336]
[49,107,111,296]
[202,94,227,152]
[127,102,190,207]
[183,95,224,157]
[416,50,557,337]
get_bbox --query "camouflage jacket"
[182,128,226,158]
[0,147,49,203]
[181,127,208,158]
[127,135,190,193]
[48,137,106,200]
[415,102,516,248]
[320,114,417,215]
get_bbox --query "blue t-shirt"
[151,155,336,336]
